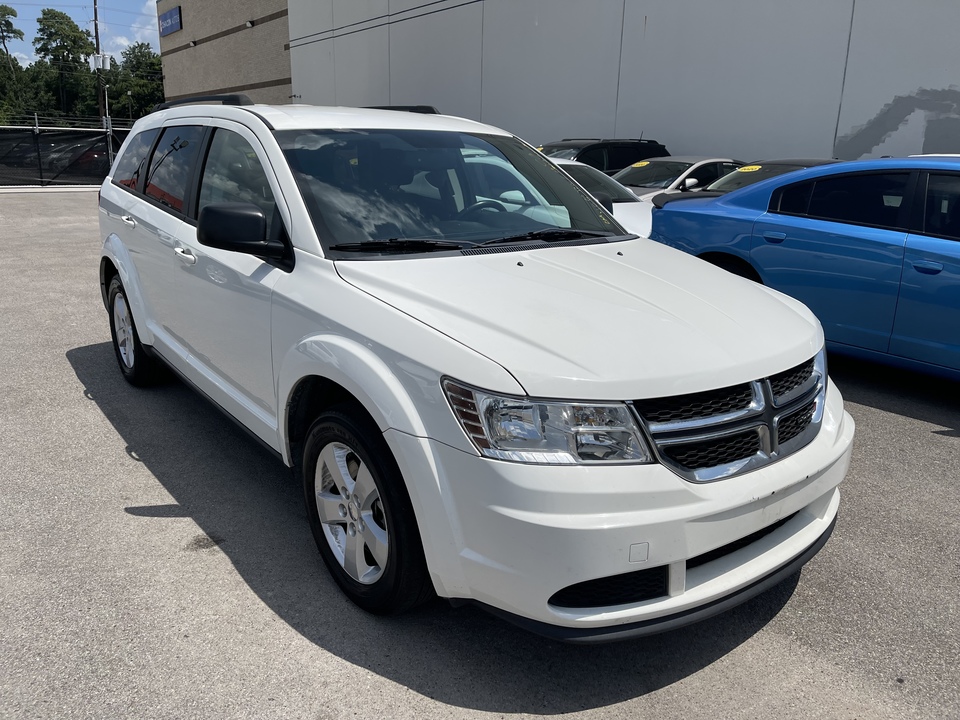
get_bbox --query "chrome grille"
[661,429,762,470]
[770,358,816,406]
[634,384,754,425]
[633,351,826,482]
[777,399,817,445]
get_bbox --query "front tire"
[107,275,162,386]
[302,406,433,614]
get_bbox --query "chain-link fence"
[0,126,130,187]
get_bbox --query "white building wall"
[287,0,960,160]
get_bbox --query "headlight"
[443,379,654,465]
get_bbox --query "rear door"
[750,171,914,352]
[888,172,960,370]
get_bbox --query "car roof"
[138,103,510,136]
[641,155,738,164]
[660,156,960,212]
[540,138,665,148]
[743,158,839,167]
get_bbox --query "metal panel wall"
[286,0,960,159]
[833,1,960,159]
[615,0,853,160]
[388,1,483,120]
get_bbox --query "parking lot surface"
[2,190,958,719]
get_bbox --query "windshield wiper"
[329,238,466,253]
[478,228,614,247]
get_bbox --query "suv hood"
[335,239,822,400]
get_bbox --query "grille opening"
[661,429,762,470]
[770,359,815,401]
[634,383,754,425]
[778,400,816,446]
[687,512,799,570]
[549,565,669,609]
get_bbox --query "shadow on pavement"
[68,341,798,714]
[827,353,960,437]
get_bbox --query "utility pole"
[93,0,104,119]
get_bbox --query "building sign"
[158,6,182,37]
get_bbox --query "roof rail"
[364,105,440,114]
[560,138,601,142]
[153,94,254,112]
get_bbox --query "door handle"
[762,231,786,243]
[911,260,943,275]
[174,247,197,265]
[120,215,137,227]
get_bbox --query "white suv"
[98,98,854,642]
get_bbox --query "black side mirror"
[592,191,614,213]
[197,203,286,260]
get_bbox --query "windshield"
[562,164,638,202]
[612,160,691,189]
[539,146,580,160]
[706,163,806,193]
[276,130,624,256]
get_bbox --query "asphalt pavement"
[1,189,957,719]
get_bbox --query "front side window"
[923,174,960,240]
[144,125,205,214]
[198,129,276,233]
[112,128,159,191]
[276,129,624,256]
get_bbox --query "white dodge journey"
[98,97,854,642]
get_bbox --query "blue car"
[650,157,960,376]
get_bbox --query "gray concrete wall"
[157,0,292,104]
[286,0,960,160]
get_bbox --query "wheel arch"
[278,335,436,468]
[99,234,155,345]
[697,251,764,283]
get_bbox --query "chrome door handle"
[762,231,786,243]
[121,215,137,227]
[174,247,197,265]
[912,260,943,275]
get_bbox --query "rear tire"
[302,405,433,614]
[107,276,163,386]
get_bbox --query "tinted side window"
[606,146,642,170]
[112,128,158,191]
[688,162,722,186]
[198,129,276,232]
[923,174,960,240]
[576,147,606,171]
[144,126,205,214]
[777,181,814,215]
[805,173,910,229]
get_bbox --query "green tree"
[0,4,24,91]
[118,42,164,119]
[33,8,95,114]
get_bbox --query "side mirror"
[681,177,700,191]
[592,191,614,213]
[197,203,286,259]
[499,190,526,205]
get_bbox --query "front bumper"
[385,381,854,640]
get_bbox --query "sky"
[3,0,160,66]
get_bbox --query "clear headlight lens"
[444,379,654,465]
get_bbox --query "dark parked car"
[538,138,670,175]
[650,157,960,377]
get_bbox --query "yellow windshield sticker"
[738,165,762,172]
[536,146,544,152]
[631,161,651,168]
